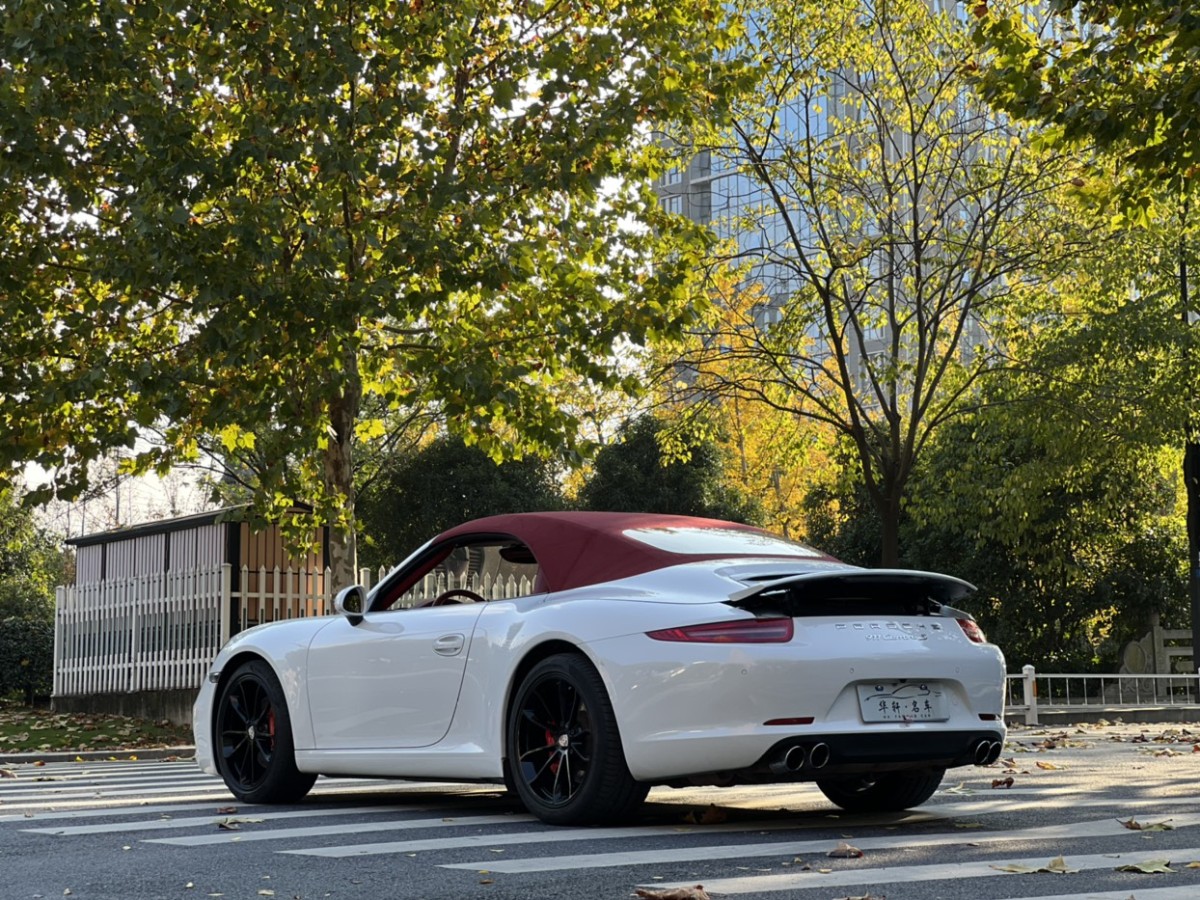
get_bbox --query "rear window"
[623,526,823,558]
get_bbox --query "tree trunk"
[323,356,363,592]
[879,492,902,568]
[1185,439,1200,675]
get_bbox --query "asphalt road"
[1,721,1197,900]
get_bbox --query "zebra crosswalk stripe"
[25,804,490,836]
[994,889,1200,900]
[148,813,535,846]
[438,813,1200,874]
[646,849,1200,895]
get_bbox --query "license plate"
[857,681,948,722]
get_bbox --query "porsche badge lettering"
[835,621,935,639]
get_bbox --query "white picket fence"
[53,563,536,698]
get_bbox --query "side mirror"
[334,584,366,624]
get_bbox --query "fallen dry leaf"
[216,816,263,830]
[1035,761,1063,770]
[0,769,16,779]
[827,841,864,859]
[634,886,711,900]
[991,855,1079,875]
[1115,859,1174,873]
[682,804,727,825]
[991,776,1014,789]
[216,806,237,814]
[1117,817,1173,832]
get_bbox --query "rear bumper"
[750,728,1005,777]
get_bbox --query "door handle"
[433,633,465,656]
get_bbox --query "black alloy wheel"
[506,653,647,825]
[215,659,316,804]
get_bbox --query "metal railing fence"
[1005,664,1200,725]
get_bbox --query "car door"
[305,603,487,750]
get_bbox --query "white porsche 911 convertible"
[193,511,1006,825]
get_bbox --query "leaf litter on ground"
[1117,817,1173,831]
[681,804,728,825]
[827,841,864,858]
[633,885,711,899]
[991,855,1079,874]
[1115,859,1175,873]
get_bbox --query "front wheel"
[214,659,317,804]
[505,653,648,825]
[816,768,944,813]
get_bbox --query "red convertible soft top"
[433,511,830,593]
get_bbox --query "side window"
[386,540,542,609]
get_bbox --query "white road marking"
[647,848,1200,895]
[997,889,1200,900]
[26,804,503,836]
[440,813,1200,873]
[148,813,536,846]
[279,819,811,858]
[0,800,256,824]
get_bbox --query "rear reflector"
[647,617,795,643]
[764,717,814,726]
[957,618,986,644]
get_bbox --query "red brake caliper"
[267,709,277,750]
[545,726,559,774]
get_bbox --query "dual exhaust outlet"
[770,738,1001,774]
[974,739,1003,766]
[769,742,830,775]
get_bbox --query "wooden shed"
[53,508,331,724]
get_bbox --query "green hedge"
[0,617,54,704]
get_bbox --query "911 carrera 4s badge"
[856,681,949,722]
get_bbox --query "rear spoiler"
[727,569,977,617]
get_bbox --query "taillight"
[647,617,794,643]
[957,618,986,644]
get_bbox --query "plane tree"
[678,0,1083,565]
[0,0,743,587]
[975,0,1200,671]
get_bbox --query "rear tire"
[214,659,317,804]
[505,653,648,825]
[816,768,944,813]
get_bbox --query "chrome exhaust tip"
[782,744,806,772]
[807,742,831,769]
[974,739,1003,766]
[768,744,806,775]
[973,740,990,765]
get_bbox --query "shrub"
[0,617,54,704]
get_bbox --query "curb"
[0,746,196,765]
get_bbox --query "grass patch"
[0,700,192,755]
